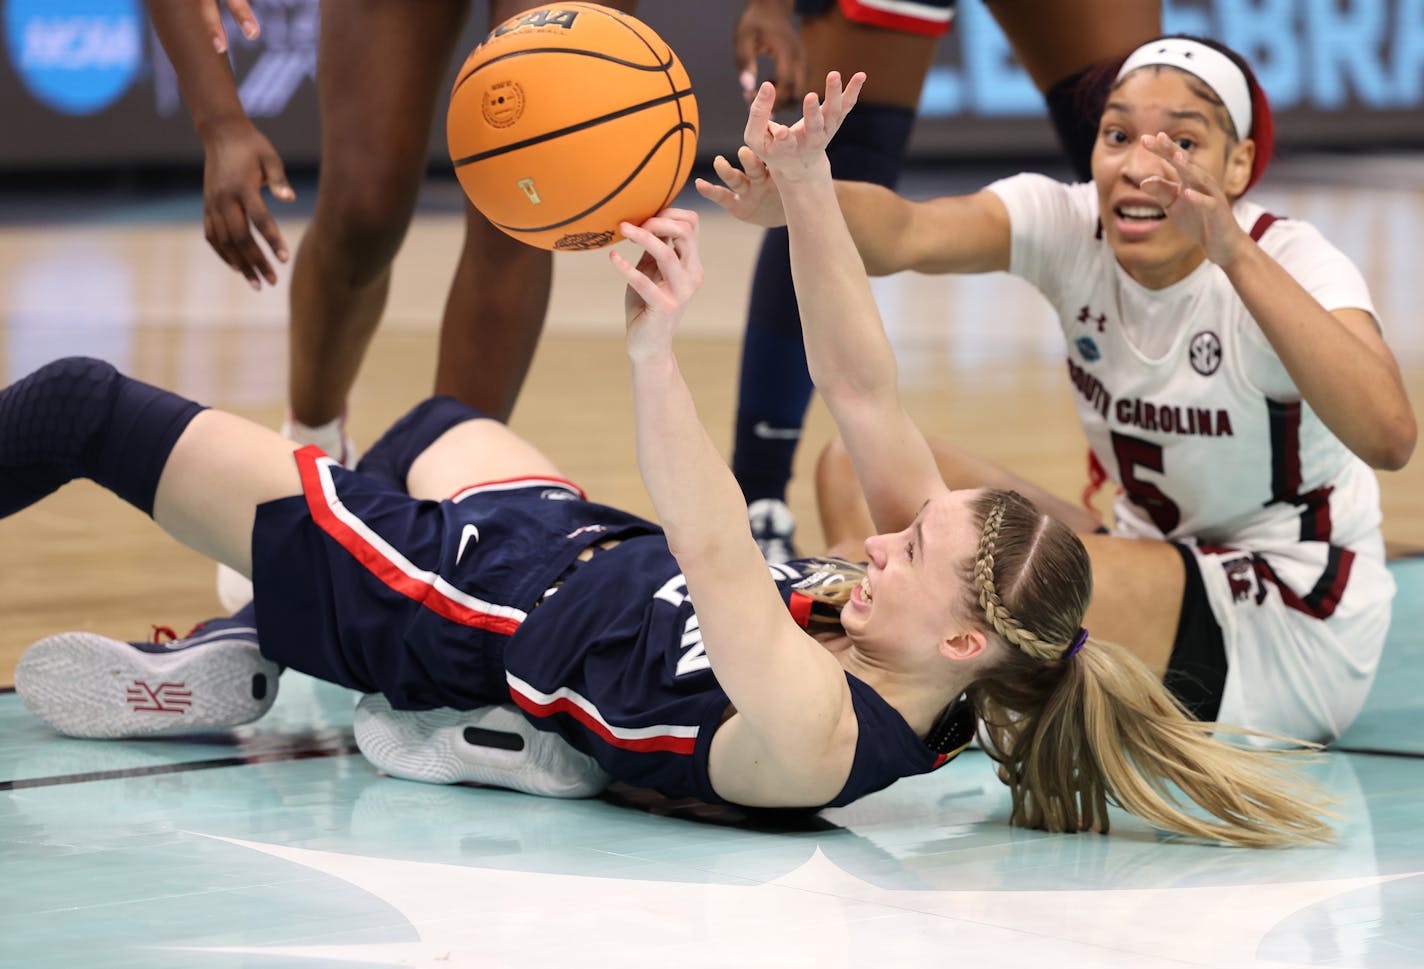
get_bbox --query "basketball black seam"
[598,7,692,213]
[451,88,693,167]
[451,2,672,99]
[452,46,675,103]
[493,122,697,235]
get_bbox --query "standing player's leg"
[286,0,475,452]
[431,0,641,420]
[216,0,473,611]
[732,0,941,563]
[986,0,1162,180]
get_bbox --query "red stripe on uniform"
[1251,547,1354,621]
[448,474,586,502]
[1266,399,1303,502]
[1305,547,1354,619]
[788,592,814,628]
[1296,486,1335,543]
[295,447,523,636]
[1249,212,1283,241]
[509,690,697,755]
[840,0,955,36]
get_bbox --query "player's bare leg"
[287,0,474,429]
[430,0,643,420]
[985,0,1162,93]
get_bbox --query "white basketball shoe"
[15,616,279,738]
[748,497,798,566]
[353,693,611,798]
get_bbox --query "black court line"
[0,742,361,791]
[1333,745,1424,760]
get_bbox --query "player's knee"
[314,177,420,275]
[814,436,855,493]
[18,356,119,405]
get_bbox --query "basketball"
[447,4,699,251]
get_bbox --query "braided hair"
[962,490,1332,847]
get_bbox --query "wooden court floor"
[2,161,1422,674]
[2,157,1424,968]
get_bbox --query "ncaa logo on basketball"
[4,0,143,115]
[492,8,580,36]
[1189,330,1223,376]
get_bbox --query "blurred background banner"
[1,0,1421,170]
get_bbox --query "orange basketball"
[447,4,699,251]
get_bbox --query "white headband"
[1116,38,1252,138]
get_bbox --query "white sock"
[282,414,353,465]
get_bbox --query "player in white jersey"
[700,37,1416,744]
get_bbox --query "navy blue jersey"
[252,447,973,809]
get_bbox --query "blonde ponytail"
[965,490,1335,848]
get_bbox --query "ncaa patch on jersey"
[1075,336,1101,362]
[1190,330,1222,376]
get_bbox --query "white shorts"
[1184,536,1394,745]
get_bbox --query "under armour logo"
[126,681,192,714]
[1076,305,1107,332]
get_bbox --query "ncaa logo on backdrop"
[3,0,143,115]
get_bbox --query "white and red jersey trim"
[450,475,585,503]
[839,0,956,36]
[296,447,528,636]
[507,672,700,755]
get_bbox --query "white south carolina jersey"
[988,173,1384,551]
[986,173,1396,742]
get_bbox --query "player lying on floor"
[5,77,1332,846]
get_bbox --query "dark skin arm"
[146,0,294,289]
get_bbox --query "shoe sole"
[15,632,279,738]
[354,694,609,797]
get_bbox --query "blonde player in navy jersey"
[5,75,1342,846]
[701,38,1417,746]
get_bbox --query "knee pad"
[0,357,202,517]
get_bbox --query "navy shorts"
[251,446,656,710]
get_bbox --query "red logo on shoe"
[126,681,193,713]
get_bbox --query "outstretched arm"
[611,213,853,805]
[1140,134,1416,470]
[696,122,1010,277]
[742,74,950,533]
[146,0,293,289]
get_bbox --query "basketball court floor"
[2,153,1423,967]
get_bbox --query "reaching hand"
[1138,132,1249,267]
[742,71,865,184]
[610,209,705,362]
[694,145,785,228]
[733,0,806,107]
[204,0,261,53]
[200,117,295,290]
